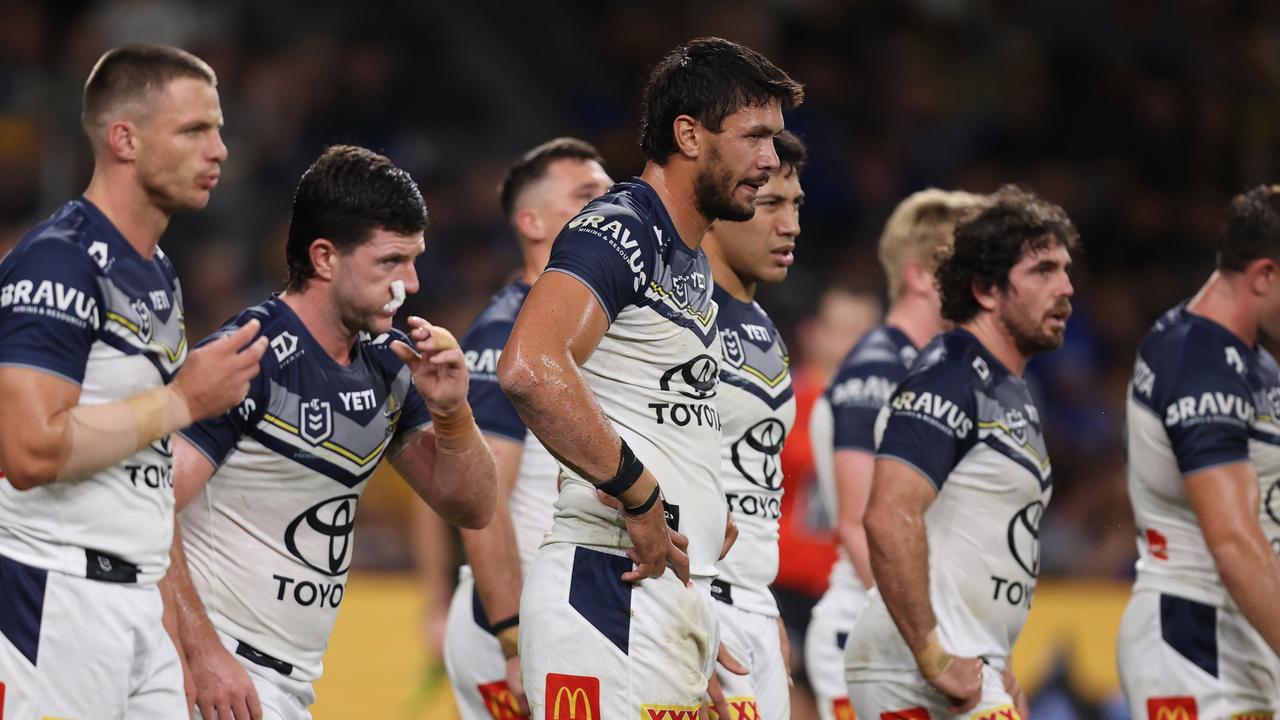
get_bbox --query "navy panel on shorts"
[1160,593,1218,678]
[0,553,47,665]
[568,547,633,655]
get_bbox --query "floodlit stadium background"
[4,1,1280,718]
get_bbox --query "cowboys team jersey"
[712,285,795,616]
[1126,303,1280,607]
[845,328,1053,677]
[541,178,727,578]
[0,198,186,585]
[810,325,918,600]
[462,279,559,570]
[178,296,431,682]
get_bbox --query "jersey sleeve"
[384,329,432,441]
[543,206,653,323]
[1158,341,1253,475]
[828,361,905,453]
[875,360,975,489]
[0,239,103,384]
[461,318,526,442]
[178,322,270,467]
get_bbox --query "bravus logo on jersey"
[1165,392,1253,426]
[0,278,99,328]
[568,213,648,292]
[890,390,973,437]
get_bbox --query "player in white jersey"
[1118,185,1280,718]
[162,146,497,720]
[845,185,1076,719]
[0,45,269,720]
[806,189,984,720]
[498,38,803,719]
[444,138,612,720]
[698,129,805,720]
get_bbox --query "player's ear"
[1249,257,1279,296]
[514,207,544,243]
[972,276,998,312]
[308,238,338,282]
[903,261,931,296]
[106,120,139,162]
[673,114,700,159]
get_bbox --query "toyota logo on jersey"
[660,354,718,399]
[285,494,358,576]
[1007,500,1044,577]
[731,418,787,490]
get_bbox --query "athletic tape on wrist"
[489,614,519,633]
[598,439,645,498]
[915,628,953,678]
[58,386,192,482]
[430,402,480,454]
[624,484,662,516]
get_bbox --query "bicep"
[868,456,938,521]
[506,271,610,369]
[172,434,217,512]
[1185,461,1261,548]
[0,367,80,466]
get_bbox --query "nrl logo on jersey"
[300,398,334,445]
[130,298,153,342]
[720,328,745,369]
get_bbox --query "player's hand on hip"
[620,497,690,585]
[173,319,268,421]
[718,513,738,560]
[924,654,984,713]
[391,316,468,414]
[504,654,530,716]
[189,640,263,720]
[1001,663,1029,719]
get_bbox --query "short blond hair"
[879,188,987,300]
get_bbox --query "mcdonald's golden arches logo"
[545,673,600,720]
[1146,696,1197,720]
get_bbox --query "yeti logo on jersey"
[732,418,787,490]
[299,399,334,445]
[721,328,746,369]
[271,331,299,363]
[1164,392,1253,426]
[285,494,357,576]
[1008,500,1044,577]
[660,354,718,399]
[130,298,152,342]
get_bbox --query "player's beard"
[693,146,756,222]
[1001,298,1070,356]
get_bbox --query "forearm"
[1213,531,1280,653]
[460,501,523,656]
[166,522,222,657]
[867,505,937,658]
[838,522,875,589]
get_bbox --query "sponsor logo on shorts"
[832,697,857,720]
[970,705,1020,720]
[1147,696,1197,720]
[641,705,699,720]
[546,674,598,720]
[1147,527,1170,560]
[476,680,526,719]
[1230,713,1274,720]
[725,697,761,720]
[879,708,929,720]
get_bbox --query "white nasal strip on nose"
[383,279,405,313]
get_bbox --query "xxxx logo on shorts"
[879,708,930,720]
[1147,697,1197,720]
[641,705,699,720]
[832,697,857,720]
[724,697,761,720]
[971,705,1021,720]
[477,680,526,719]
[1230,713,1275,719]
[546,674,599,720]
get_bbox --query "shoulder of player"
[3,210,106,280]
[897,329,988,398]
[1140,309,1249,396]
[559,190,658,249]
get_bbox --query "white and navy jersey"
[178,296,432,682]
[712,285,795,616]
[810,325,919,599]
[540,178,727,578]
[0,197,187,586]
[1126,303,1280,607]
[461,279,559,570]
[845,328,1053,676]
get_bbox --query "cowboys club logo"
[721,328,746,369]
[731,418,787,490]
[1008,500,1044,577]
[131,298,153,343]
[660,354,718,399]
[285,494,358,576]
[1004,408,1029,445]
[300,398,334,445]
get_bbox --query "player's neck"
[83,166,169,260]
[640,162,711,251]
[885,295,943,350]
[520,237,551,286]
[280,289,357,366]
[1188,270,1259,346]
[703,235,755,302]
[963,313,1028,376]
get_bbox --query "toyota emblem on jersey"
[131,298,153,343]
[731,418,787,490]
[1007,500,1044,577]
[285,494,358,576]
[1266,479,1279,527]
[720,328,746,369]
[660,354,719,399]
[300,398,334,445]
